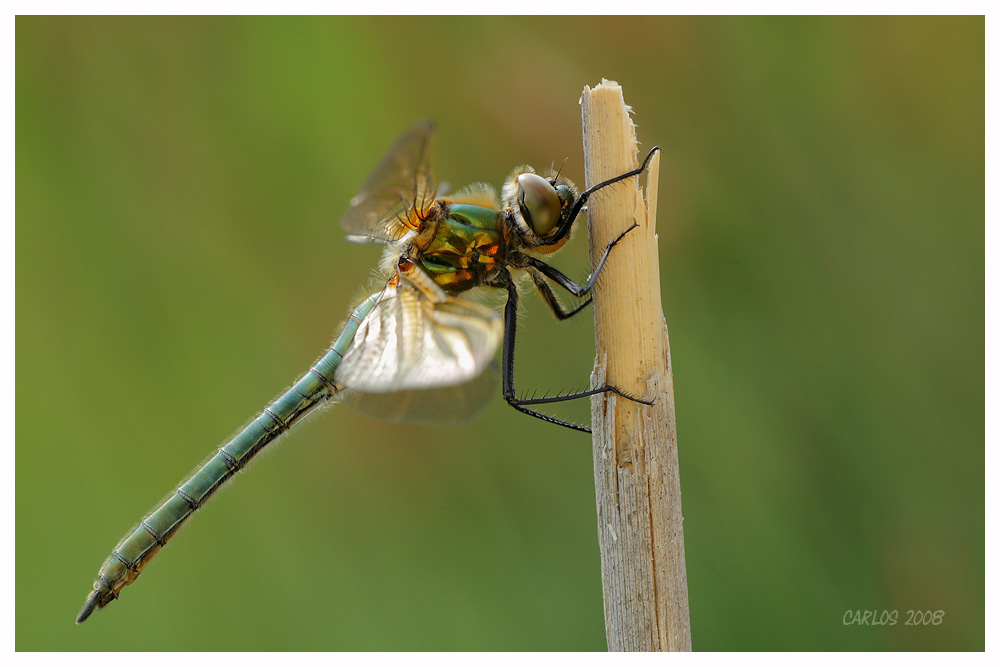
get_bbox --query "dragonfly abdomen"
[77,292,383,623]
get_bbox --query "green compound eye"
[554,184,576,215]
[517,172,561,237]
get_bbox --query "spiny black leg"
[492,269,653,434]
[522,222,638,321]
[492,269,592,433]
[509,404,592,433]
[537,146,660,248]
[522,270,652,407]
[514,385,653,407]
[526,221,639,298]
[528,268,592,321]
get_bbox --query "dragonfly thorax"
[407,199,507,293]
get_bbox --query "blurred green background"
[17,16,983,650]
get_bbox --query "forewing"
[340,121,436,243]
[334,284,502,393]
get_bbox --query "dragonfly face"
[77,119,659,624]
[508,170,577,242]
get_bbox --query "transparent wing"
[334,282,503,421]
[340,120,437,243]
[339,363,499,424]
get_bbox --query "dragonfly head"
[504,167,578,251]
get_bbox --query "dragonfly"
[76,121,659,624]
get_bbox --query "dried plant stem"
[581,79,691,652]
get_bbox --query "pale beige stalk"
[581,79,691,652]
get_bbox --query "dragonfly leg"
[492,269,591,432]
[521,222,653,406]
[493,269,652,434]
[525,220,639,300]
[526,269,592,321]
[515,219,640,321]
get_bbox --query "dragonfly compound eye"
[517,172,561,237]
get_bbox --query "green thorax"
[417,203,506,292]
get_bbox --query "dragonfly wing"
[340,120,437,243]
[339,363,499,424]
[334,283,503,421]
